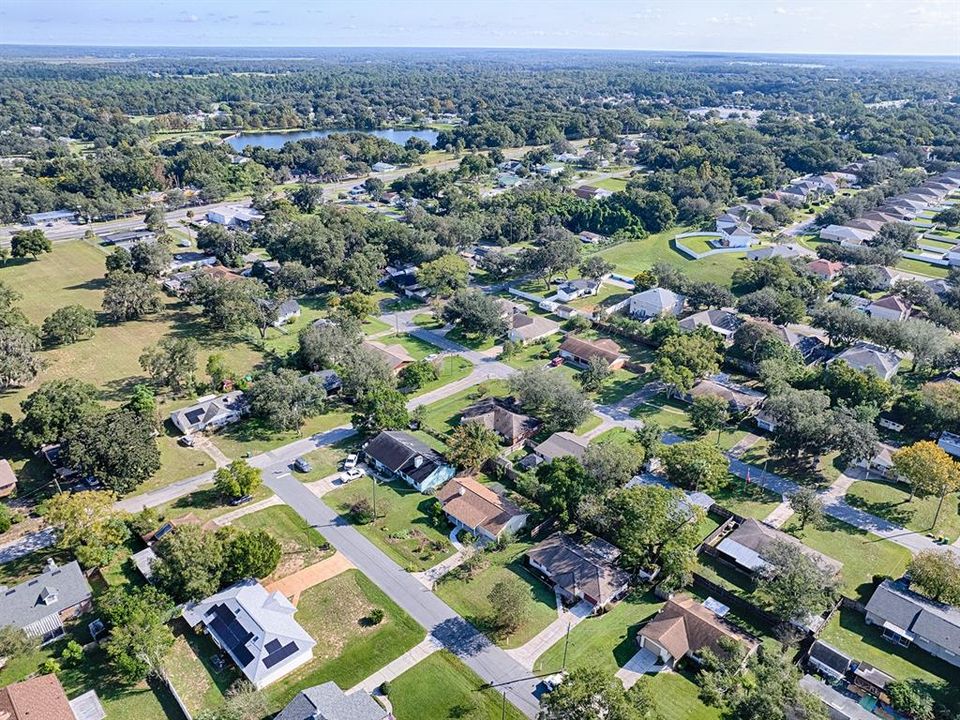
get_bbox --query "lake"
[226,128,440,151]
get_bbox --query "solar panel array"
[206,604,254,667]
[263,639,299,668]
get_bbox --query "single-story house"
[807,640,853,682]
[362,430,456,493]
[800,675,877,720]
[371,161,396,173]
[436,476,528,541]
[182,578,316,689]
[25,210,76,225]
[206,206,263,229]
[361,340,415,375]
[385,265,429,300]
[531,431,590,463]
[819,225,875,246]
[637,594,758,668]
[806,259,845,280]
[1,559,93,643]
[0,674,105,720]
[864,579,960,668]
[168,251,217,273]
[496,298,528,317]
[680,377,766,414]
[554,278,600,302]
[0,458,17,497]
[461,397,540,449]
[578,230,605,244]
[507,313,560,345]
[98,228,157,249]
[301,369,342,395]
[845,218,886,234]
[527,534,631,611]
[574,185,612,201]
[628,288,685,319]
[169,391,246,435]
[946,244,960,267]
[558,336,627,370]
[867,295,911,322]
[857,442,897,480]
[274,681,391,720]
[746,244,816,261]
[678,309,742,339]
[937,430,960,459]
[717,225,757,248]
[39,443,79,482]
[831,343,902,381]
[256,297,301,327]
[714,518,843,578]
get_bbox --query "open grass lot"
[389,650,526,720]
[631,394,694,435]
[410,355,474,397]
[821,607,960,714]
[0,241,265,419]
[568,283,632,313]
[591,177,629,192]
[436,539,558,649]
[210,409,352,457]
[711,480,783,520]
[596,227,750,287]
[166,628,239,716]
[574,413,603,435]
[128,429,215,497]
[675,234,722,255]
[257,295,331,356]
[265,570,425,711]
[595,369,649,405]
[780,516,912,602]
[152,482,274,523]
[233,505,332,580]
[895,257,950,278]
[446,326,498,351]
[534,589,663,675]
[502,340,558,370]
[419,380,510,434]
[0,629,177,720]
[324,478,455,571]
[845,477,960,542]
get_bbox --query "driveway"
[0,527,57,564]
[263,471,542,718]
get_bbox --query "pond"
[226,127,439,151]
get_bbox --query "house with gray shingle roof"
[275,681,391,720]
[831,342,902,381]
[1,559,93,643]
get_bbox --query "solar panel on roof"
[262,640,298,668]
[206,604,254,667]
[264,638,282,654]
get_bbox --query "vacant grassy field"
[591,177,629,192]
[233,505,332,581]
[128,431,215,497]
[846,477,960,542]
[436,539,558,649]
[389,650,526,720]
[265,570,425,711]
[534,589,663,675]
[821,608,960,714]
[293,441,353,482]
[210,409,352,457]
[630,394,695,435]
[409,355,474,397]
[324,477,455,571]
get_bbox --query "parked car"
[178,435,195,447]
[342,454,359,470]
[229,494,253,506]
[294,457,312,473]
[339,467,365,483]
[550,356,565,367]
[543,672,567,691]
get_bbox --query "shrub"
[60,639,85,666]
[39,658,61,674]
[368,608,385,625]
[380,680,392,695]
[350,497,375,524]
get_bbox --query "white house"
[182,579,316,689]
[946,244,960,267]
[169,391,246,435]
[867,295,911,322]
[819,225,875,245]
[371,161,396,173]
[628,287,685,319]
[554,278,600,302]
[937,431,960,459]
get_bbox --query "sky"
[1,0,958,57]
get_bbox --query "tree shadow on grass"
[845,493,915,528]
[63,277,108,292]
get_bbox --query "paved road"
[264,471,542,718]
[0,527,57,564]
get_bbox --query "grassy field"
[739,437,843,487]
[265,570,425,711]
[534,589,664,675]
[233,505,333,581]
[567,283,632,313]
[649,670,722,720]
[894,257,949,278]
[436,539,558,649]
[630,394,694,435]
[210,409,352,457]
[389,650,526,720]
[591,177,629,192]
[166,629,239,717]
[292,441,353,482]
[129,430,215,497]
[324,477,455,571]
[711,479,783,520]
[780,516,912,601]
[845,477,960,542]
[821,607,960,713]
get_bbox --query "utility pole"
[372,474,377,519]
[561,621,571,670]
[501,691,506,720]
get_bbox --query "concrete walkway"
[265,552,355,606]
[193,435,231,468]
[506,600,593,670]
[728,432,762,459]
[304,471,347,498]
[209,495,284,527]
[349,634,444,694]
[412,529,472,590]
[762,497,794,528]
[615,648,660,689]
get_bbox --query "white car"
[340,467,365,483]
[343,454,359,470]
[543,672,567,691]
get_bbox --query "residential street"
[263,471,543,718]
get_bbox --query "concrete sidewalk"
[349,635,444,694]
[209,495,284,527]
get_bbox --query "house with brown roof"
[0,459,17,497]
[526,534,631,611]
[461,397,540,450]
[436,476,528,541]
[361,340,415,374]
[713,518,843,579]
[558,336,626,370]
[867,295,911,323]
[507,313,560,345]
[679,377,766,415]
[806,259,844,280]
[638,595,758,668]
[0,674,104,720]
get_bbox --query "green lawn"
[210,410,352,457]
[845,477,960,542]
[780,516,912,602]
[166,629,239,716]
[567,284,632,313]
[919,237,956,251]
[739,437,843,487]
[412,312,444,329]
[821,607,960,714]
[649,670,722,720]
[591,177,629,192]
[436,539,558,649]
[446,326,498,351]
[502,340,559,370]
[233,505,332,581]
[324,478,456,572]
[389,650,526,720]
[675,234,721,255]
[534,589,664,676]
[257,295,330,356]
[630,394,694,435]
[574,413,603,435]
[711,479,783,520]
[419,380,511,434]
[894,257,949,278]
[595,370,649,405]
[151,483,274,523]
[265,570,425,711]
[408,355,474,398]
[127,429,215,497]
[362,315,392,335]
